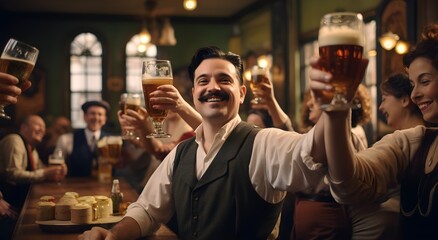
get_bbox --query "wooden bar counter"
[12,177,178,240]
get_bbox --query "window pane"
[71,74,86,91]
[70,56,85,74]
[87,75,102,91]
[70,33,103,129]
[87,57,102,74]
[126,34,157,93]
[71,93,86,128]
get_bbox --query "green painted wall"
[238,6,272,55]
[1,13,232,129]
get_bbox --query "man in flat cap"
[56,100,110,177]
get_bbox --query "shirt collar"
[84,128,100,141]
[194,115,242,146]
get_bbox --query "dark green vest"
[172,122,283,240]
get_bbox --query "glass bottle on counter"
[111,179,123,214]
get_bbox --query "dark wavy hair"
[380,73,422,117]
[187,46,244,84]
[380,73,413,98]
[247,109,274,128]
[403,23,438,70]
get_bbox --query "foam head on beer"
[97,136,122,164]
[318,13,365,48]
[126,94,141,106]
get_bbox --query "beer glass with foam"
[0,39,39,119]
[142,60,173,138]
[248,65,269,104]
[121,93,141,140]
[318,12,365,110]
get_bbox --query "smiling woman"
[318,22,438,240]
[379,73,424,131]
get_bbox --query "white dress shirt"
[126,115,321,236]
[56,129,101,156]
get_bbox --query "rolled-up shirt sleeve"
[328,126,425,204]
[250,127,326,204]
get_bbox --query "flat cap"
[81,100,110,113]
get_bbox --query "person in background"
[244,71,294,240]
[117,84,200,191]
[292,84,378,240]
[299,89,315,133]
[79,46,328,240]
[312,22,438,239]
[246,108,274,128]
[0,114,67,206]
[379,73,425,131]
[249,70,293,131]
[0,73,32,240]
[37,116,72,165]
[56,100,110,177]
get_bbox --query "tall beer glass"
[0,39,39,119]
[318,12,364,110]
[122,93,141,140]
[248,65,268,104]
[142,60,173,138]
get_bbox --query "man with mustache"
[79,46,328,240]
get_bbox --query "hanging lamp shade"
[159,18,177,46]
[379,32,399,51]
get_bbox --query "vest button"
[193,215,198,220]
[193,231,198,236]
[194,197,199,201]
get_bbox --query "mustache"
[198,91,229,102]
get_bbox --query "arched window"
[125,34,157,93]
[70,33,103,128]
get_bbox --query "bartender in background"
[56,100,110,177]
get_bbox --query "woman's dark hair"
[247,109,273,128]
[380,73,422,117]
[380,73,412,99]
[188,46,244,84]
[403,23,438,70]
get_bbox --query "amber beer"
[250,67,266,92]
[0,56,35,90]
[142,77,173,121]
[119,93,128,114]
[124,95,141,113]
[318,26,364,94]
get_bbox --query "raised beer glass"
[248,65,268,104]
[318,12,364,111]
[0,39,39,119]
[122,93,141,140]
[142,60,173,138]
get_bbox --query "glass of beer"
[121,93,141,140]
[248,65,268,104]
[48,148,65,185]
[119,93,128,113]
[0,39,39,119]
[318,12,365,111]
[142,60,173,138]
